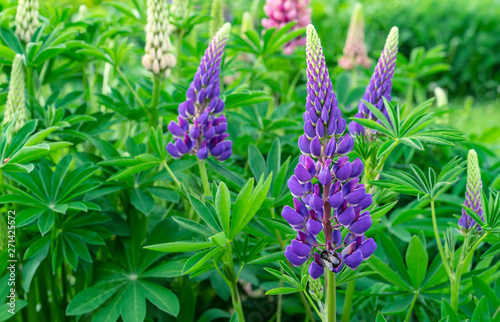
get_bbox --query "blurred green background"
[2,0,499,140]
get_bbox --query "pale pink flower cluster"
[261,0,312,54]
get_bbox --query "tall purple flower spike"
[459,150,484,231]
[167,23,232,162]
[283,25,376,279]
[349,27,399,136]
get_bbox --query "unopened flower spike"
[240,12,255,38]
[171,0,189,21]
[338,3,371,70]
[261,0,311,54]
[3,54,27,134]
[459,149,484,232]
[142,0,177,75]
[349,27,399,136]
[15,0,40,43]
[167,23,232,162]
[283,25,376,279]
[209,0,224,39]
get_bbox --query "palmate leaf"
[353,98,465,164]
[373,157,465,200]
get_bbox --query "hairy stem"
[150,75,162,128]
[326,269,336,322]
[197,159,211,196]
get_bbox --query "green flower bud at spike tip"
[171,0,189,21]
[209,0,224,39]
[15,0,40,43]
[434,87,448,107]
[339,3,371,70]
[240,12,255,38]
[142,0,176,75]
[459,149,484,231]
[3,54,27,133]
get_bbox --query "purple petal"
[344,250,363,270]
[349,215,372,235]
[285,246,308,267]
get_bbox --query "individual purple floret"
[349,27,399,136]
[167,23,232,162]
[282,25,376,279]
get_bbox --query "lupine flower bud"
[142,0,176,75]
[308,274,323,301]
[261,0,311,54]
[171,0,189,21]
[338,3,371,70]
[459,149,484,231]
[240,12,255,38]
[15,0,39,43]
[434,87,448,107]
[349,27,399,136]
[167,23,232,162]
[209,0,224,39]
[2,54,27,133]
[283,25,375,279]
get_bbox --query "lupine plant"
[338,3,371,71]
[0,0,499,321]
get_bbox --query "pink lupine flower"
[261,0,312,54]
[338,3,371,70]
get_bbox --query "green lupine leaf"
[144,241,215,253]
[120,281,146,322]
[406,235,428,289]
[139,280,180,317]
[66,282,125,315]
[215,182,231,239]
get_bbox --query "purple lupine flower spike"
[459,150,484,231]
[167,23,232,161]
[349,27,399,136]
[283,25,376,279]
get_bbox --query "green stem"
[162,160,181,189]
[365,142,398,191]
[26,65,35,118]
[223,244,245,321]
[430,200,452,277]
[450,276,459,313]
[341,280,356,322]
[176,30,185,79]
[405,292,419,322]
[303,290,323,319]
[351,68,357,88]
[116,67,145,108]
[150,75,162,128]
[451,231,489,312]
[197,159,211,197]
[326,269,336,322]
